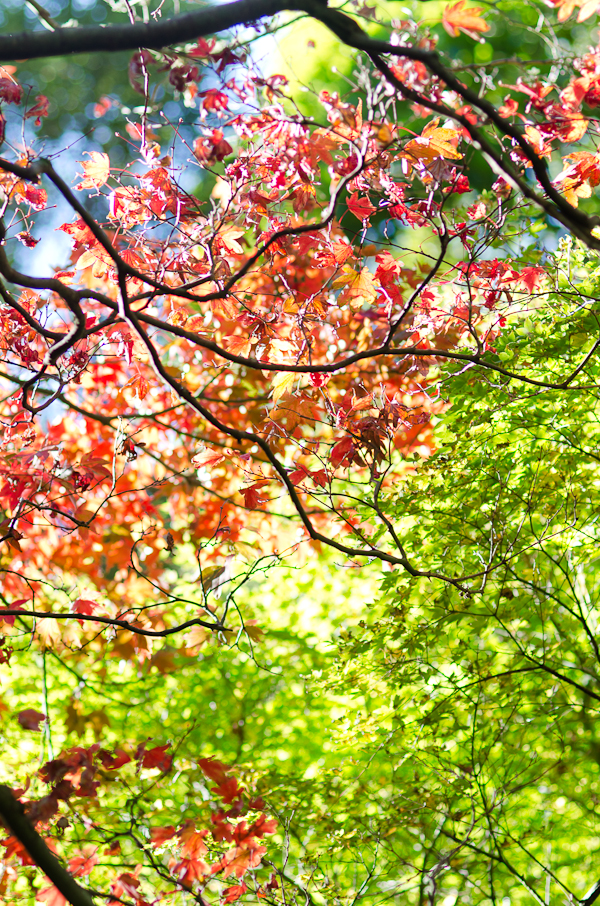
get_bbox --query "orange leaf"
[223,335,252,357]
[442,0,490,37]
[193,448,225,469]
[221,844,267,878]
[333,266,379,311]
[179,822,209,859]
[223,882,248,902]
[218,228,245,254]
[402,120,463,170]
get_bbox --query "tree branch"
[0,785,95,906]
[0,0,300,60]
[0,609,225,635]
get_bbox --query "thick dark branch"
[1,0,599,246]
[0,785,95,906]
[0,0,297,60]
[0,609,225,635]
[582,880,600,906]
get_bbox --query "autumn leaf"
[184,624,210,650]
[141,744,173,772]
[576,0,600,19]
[249,814,278,837]
[518,266,546,292]
[401,120,463,170]
[98,748,131,770]
[223,882,248,902]
[0,77,22,104]
[218,844,268,878]
[201,564,227,593]
[347,192,377,224]
[193,447,225,469]
[442,0,490,37]
[331,435,354,468]
[241,484,267,509]
[217,228,245,254]
[67,846,98,877]
[198,757,230,785]
[17,709,46,731]
[148,647,179,674]
[244,620,265,643]
[223,335,252,357]
[75,152,111,190]
[170,857,208,885]
[333,265,378,310]
[71,598,98,624]
[271,371,297,404]
[212,775,242,804]
[24,95,49,125]
[179,822,209,859]
[151,826,177,847]
[36,886,67,906]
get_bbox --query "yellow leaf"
[218,228,245,254]
[271,371,297,403]
[75,151,111,190]
[335,266,378,311]
[201,564,227,593]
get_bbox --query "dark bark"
[0,785,95,906]
[0,0,303,61]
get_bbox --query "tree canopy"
[2,0,600,904]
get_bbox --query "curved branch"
[0,0,298,61]
[0,609,226,635]
[1,0,598,247]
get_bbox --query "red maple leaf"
[212,776,242,804]
[71,598,98,625]
[347,191,377,223]
[98,748,131,770]
[2,835,35,865]
[212,810,235,843]
[17,709,46,731]
[67,845,98,877]
[248,814,278,838]
[0,77,22,104]
[241,485,267,510]
[198,757,230,785]
[141,744,173,772]
[24,95,50,125]
[170,857,207,884]
[150,826,177,847]
[216,844,268,878]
